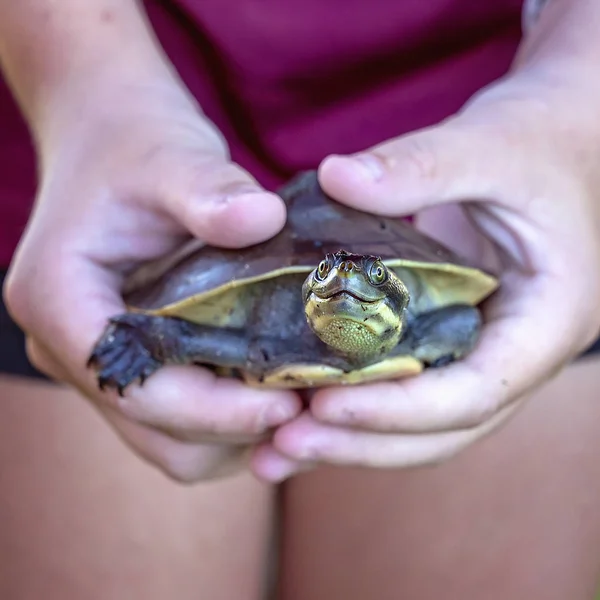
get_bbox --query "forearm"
[0,0,175,131]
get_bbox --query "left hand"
[250,67,600,481]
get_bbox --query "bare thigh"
[0,375,274,600]
[278,357,600,600]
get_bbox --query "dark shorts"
[1,269,599,381]
[0,269,48,379]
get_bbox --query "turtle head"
[302,250,410,362]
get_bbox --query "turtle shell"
[123,171,498,324]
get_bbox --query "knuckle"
[183,399,272,439]
[184,413,264,439]
[452,361,503,428]
[225,164,261,192]
[462,395,501,428]
[116,380,266,440]
[165,160,261,237]
[2,268,35,330]
[395,136,439,182]
[2,270,22,320]
[161,464,205,485]
[159,445,246,484]
[24,339,49,374]
[107,410,247,483]
[176,158,256,202]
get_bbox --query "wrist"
[0,1,181,141]
[32,75,229,174]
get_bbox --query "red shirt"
[0,0,523,268]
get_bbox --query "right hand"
[3,74,302,482]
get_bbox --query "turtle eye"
[316,259,331,280]
[369,260,387,285]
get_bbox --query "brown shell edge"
[123,170,500,314]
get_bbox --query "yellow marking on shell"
[242,356,423,389]
[128,260,498,316]
[163,286,250,326]
[136,266,313,317]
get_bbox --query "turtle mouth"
[319,290,378,303]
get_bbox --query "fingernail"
[258,459,298,482]
[217,188,264,207]
[256,455,315,483]
[275,436,321,461]
[263,402,298,427]
[331,153,384,182]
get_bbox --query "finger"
[104,408,251,483]
[28,335,270,465]
[113,364,302,438]
[310,271,580,434]
[25,337,69,382]
[5,254,301,439]
[249,441,315,483]
[6,253,139,384]
[144,157,287,248]
[27,335,260,467]
[27,329,287,447]
[152,425,271,445]
[273,404,519,468]
[317,114,531,217]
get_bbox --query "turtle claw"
[87,313,162,394]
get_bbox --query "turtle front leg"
[404,304,482,368]
[88,313,254,395]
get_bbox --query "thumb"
[318,117,512,217]
[148,158,287,249]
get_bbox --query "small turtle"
[88,171,498,393]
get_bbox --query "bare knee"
[278,358,600,600]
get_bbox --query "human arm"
[0,0,301,482]
[251,0,600,479]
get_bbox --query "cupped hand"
[251,75,600,481]
[3,77,301,482]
